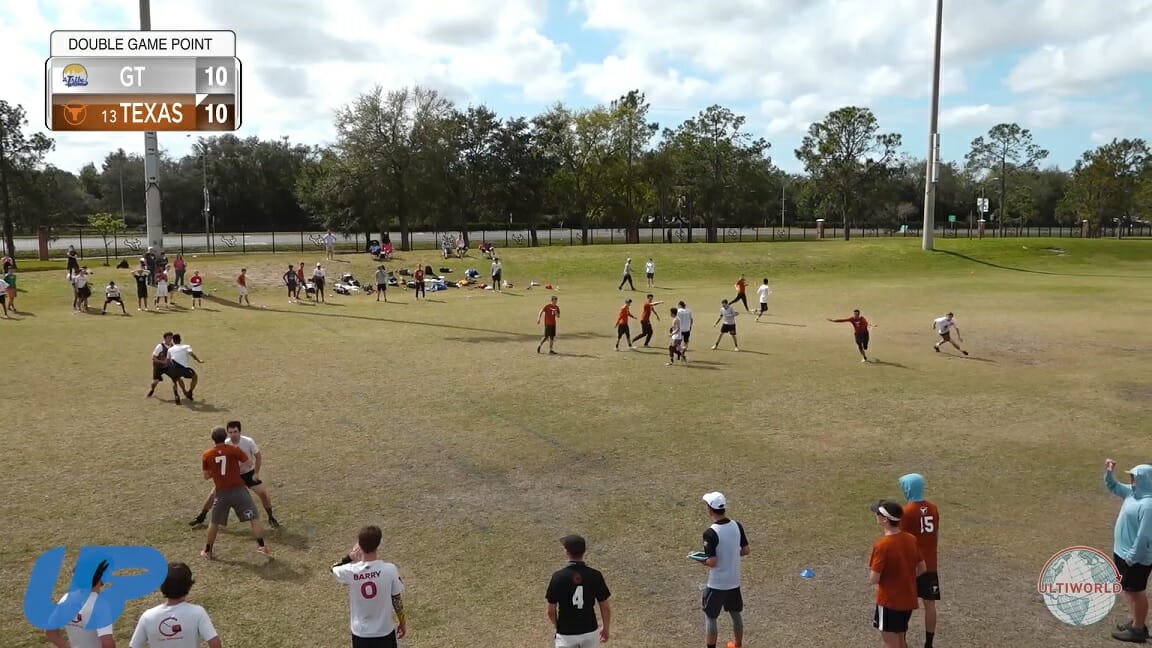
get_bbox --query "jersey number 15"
[920,515,935,534]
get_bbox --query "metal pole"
[140,0,164,254]
[201,147,210,253]
[922,0,943,251]
[780,181,785,230]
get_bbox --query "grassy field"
[1,238,1150,647]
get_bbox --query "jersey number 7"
[215,455,227,475]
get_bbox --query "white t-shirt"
[757,284,771,303]
[491,262,501,276]
[719,306,737,325]
[0,279,8,292]
[227,434,259,473]
[623,261,631,275]
[129,601,217,648]
[676,307,693,332]
[106,285,120,298]
[323,233,336,246]
[670,318,682,342]
[167,344,193,367]
[74,273,88,288]
[332,559,404,638]
[313,267,325,279]
[60,592,114,648]
[645,261,654,274]
[934,316,954,334]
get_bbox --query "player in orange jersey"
[200,426,267,559]
[614,299,637,351]
[869,500,925,648]
[631,294,663,347]
[828,309,873,363]
[899,474,940,648]
[537,296,560,354]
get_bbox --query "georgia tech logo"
[62,64,88,88]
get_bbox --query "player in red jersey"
[537,296,560,354]
[899,473,941,648]
[828,309,873,363]
[199,426,268,559]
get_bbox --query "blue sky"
[3,0,1149,174]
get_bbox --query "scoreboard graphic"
[45,30,241,132]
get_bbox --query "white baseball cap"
[702,492,726,510]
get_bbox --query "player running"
[829,309,873,363]
[618,258,634,291]
[754,279,771,321]
[200,426,268,559]
[190,420,280,528]
[667,307,685,365]
[537,295,560,354]
[731,274,750,312]
[932,312,968,355]
[899,473,941,648]
[630,294,662,347]
[546,534,611,648]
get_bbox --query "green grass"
[1,238,1150,647]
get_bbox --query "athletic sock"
[204,544,212,552]
[925,632,934,647]
[256,538,266,547]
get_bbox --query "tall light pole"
[922,0,944,251]
[140,0,165,253]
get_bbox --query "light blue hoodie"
[1106,464,1152,565]
[900,473,925,502]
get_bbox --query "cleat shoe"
[268,518,281,529]
[189,515,206,527]
[200,550,214,560]
[1112,625,1149,642]
[257,546,270,556]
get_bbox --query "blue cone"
[800,568,815,579]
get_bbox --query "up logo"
[23,546,168,630]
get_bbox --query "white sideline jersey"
[59,592,113,648]
[757,284,771,303]
[676,307,693,332]
[226,435,259,473]
[934,316,954,335]
[332,559,404,638]
[129,601,217,648]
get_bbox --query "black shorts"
[492,272,501,283]
[702,587,743,618]
[352,632,397,648]
[1115,554,1152,592]
[640,321,653,335]
[646,273,653,279]
[192,288,203,297]
[873,605,912,633]
[105,297,122,304]
[855,331,870,350]
[682,330,692,343]
[376,283,387,291]
[544,324,556,337]
[167,363,195,380]
[136,286,147,299]
[617,323,630,337]
[758,302,768,313]
[917,571,941,600]
[241,471,263,488]
[152,363,167,381]
[721,324,736,334]
[938,332,951,342]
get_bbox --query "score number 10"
[198,62,239,130]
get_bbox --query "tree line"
[1,89,1150,255]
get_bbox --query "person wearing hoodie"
[899,473,941,648]
[1106,459,1152,643]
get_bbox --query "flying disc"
[687,551,707,562]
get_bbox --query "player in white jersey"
[44,560,114,648]
[754,278,772,321]
[698,492,750,648]
[932,312,968,356]
[129,562,221,648]
[190,420,280,528]
[675,301,694,354]
[644,257,655,287]
[667,307,685,365]
[165,334,203,403]
[711,299,740,351]
[331,525,407,648]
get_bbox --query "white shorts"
[555,631,599,648]
[238,286,248,295]
[155,283,168,297]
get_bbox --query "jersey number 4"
[571,585,584,609]
[214,455,227,475]
[920,515,935,533]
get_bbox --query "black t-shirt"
[546,561,610,636]
[133,273,147,291]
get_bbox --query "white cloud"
[0,0,1148,176]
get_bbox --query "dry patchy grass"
[0,239,1149,647]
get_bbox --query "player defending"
[102,280,127,315]
[631,294,662,347]
[44,560,115,648]
[614,299,637,351]
[869,500,925,648]
[667,307,685,365]
[699,492,749,648]
[546,534,611,648]
[146,331,174,398]
[538,296,560,354]
[191,420,280,529]
[829,309,873,363]
[331,525,407,647]
[932,312,968,355]
[166,334,202,404]
[200,426,269,559]
[711,299,739,351]
[899,474,941,648]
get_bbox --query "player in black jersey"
[546,535,612,647]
